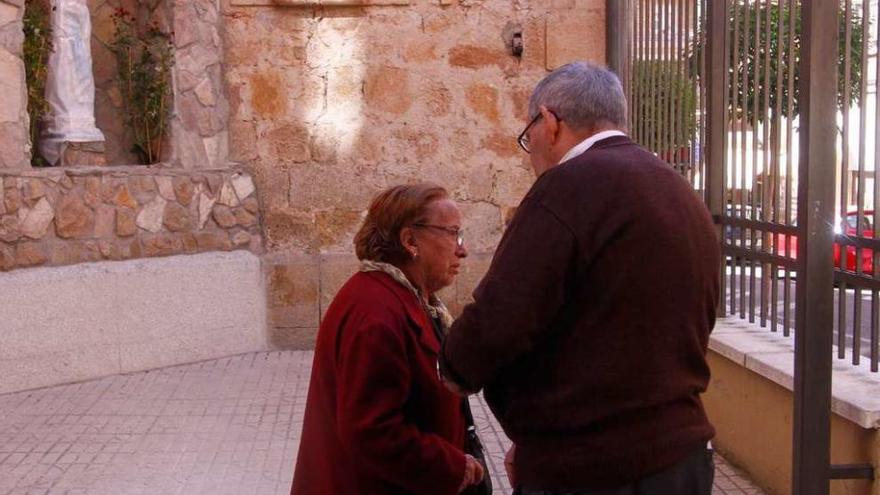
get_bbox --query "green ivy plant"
[110,7,173,165]
[23,0,52,167]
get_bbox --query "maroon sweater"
[440,136,719,491]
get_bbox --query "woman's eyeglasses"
[412,224,464,249]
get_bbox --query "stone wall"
[223,0,606,345]
[170,0,231,169]
[0,0,28,169]
[0,167,263,272]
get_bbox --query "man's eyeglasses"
[412,224,464,249]
[517,110,560,154]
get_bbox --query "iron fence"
[610,0,878,491]
[621,0,880,372]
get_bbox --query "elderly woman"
[291,183,484,495]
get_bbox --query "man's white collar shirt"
[558,130,627,164]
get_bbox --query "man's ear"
[539,105,560,144]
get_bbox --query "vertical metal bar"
[760,0,772,328]
[772,0,786,333]
[749,0,762,324]
[649,0,658,154]
[642,0,649,149]
[793,1,838,493]
[784,0,795,337]
[661,0,670,161]
[681,0,691,184]
[853,0,869,365]
[739,0,748,320]
[668,0,675,166]
[676,0,686,180]
[839,0,853,361]
[730,0,741,318]
[707,0,729,317]
[700,0,709,193]
[607,0,631,97]
[873,0,880,373]
[636,0,644,145]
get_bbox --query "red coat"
[291,271,467,495]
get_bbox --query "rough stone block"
[459,202,503,253]
[136,196,168,234]
[232,174,256,201]
[116,207,137,237]
[49,240,101,265]
[264,122,311,164]
[0,243,14,270]
[448,44,505,70]
[20,197,54,239]
[0,213,20,242]
[0,122,27,169]
[163,202,194,232]
[545,8,606,69]
[267,257,320,329]
[0,47,23,123]
[156,176,176,201]
[249,71,288,119]
[228,120,258,162]
[364,66,412,116]
[15,242,47,267]
[55,194,95,239]
[194,230,232,251]
[466,83,501,124]
[198,189,217,229]
[212,204,237,228]
[231,230,251,247]
[173,177,195,206]
[233,208,257,227]
[318,254,359,320]
[0,3,19,28]
[142,233,184,258]
[269,326,318,351]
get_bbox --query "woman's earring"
[411,250,419,259]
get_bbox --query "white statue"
[39,0,105,166]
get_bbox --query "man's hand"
[458,454,485,493]
[437,359,473,396]
[504,445,516,486]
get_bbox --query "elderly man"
[439,62,720,495]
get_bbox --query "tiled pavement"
[0,351,766,495]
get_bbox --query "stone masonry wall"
[224,0,606,347]
[0,167,263,272]
[170,0,231,169]
[0,0,28,169]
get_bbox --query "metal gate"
[608,1,876,493]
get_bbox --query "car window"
[846,214,873,232]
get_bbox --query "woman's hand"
[458,454,485,492]
[504,445,516,486]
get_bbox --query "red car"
[776,210,875,274]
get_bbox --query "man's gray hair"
[528,61,627,130]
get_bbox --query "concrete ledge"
[710,317,880,429]
[0,251,267,394]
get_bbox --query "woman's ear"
[400,227,419,259]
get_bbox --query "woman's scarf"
[360,260,455,333]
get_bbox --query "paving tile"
[0,351,766,495]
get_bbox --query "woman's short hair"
[354,183,449,264]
